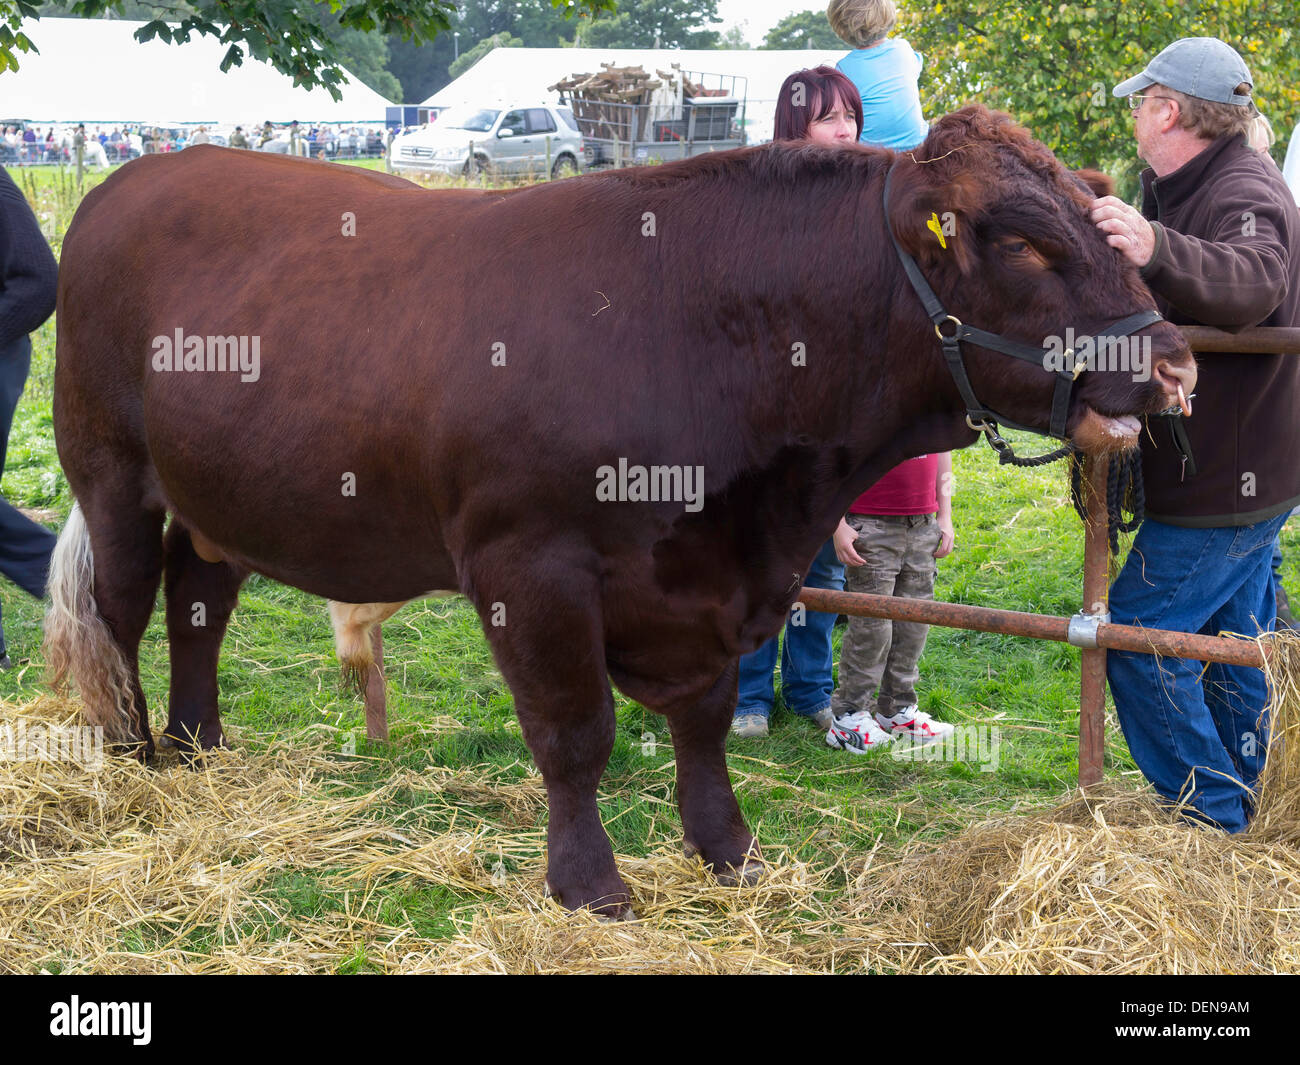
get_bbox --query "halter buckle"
[934,315,963,341]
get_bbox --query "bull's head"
[887,105,1196,453]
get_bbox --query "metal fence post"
[365,625,388,741]
[1078,455,1111,788]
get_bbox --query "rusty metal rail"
[1181,325,1300,353]
[795,588,1268,670]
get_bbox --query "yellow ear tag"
[927,212,948,249]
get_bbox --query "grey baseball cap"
[1113,37,1253,106]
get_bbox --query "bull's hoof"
[684,838,765,887]
[543,878,634,921]
[180,743,228,769]
[713,857,766,887]
[107,737,153,762]
[163,732,228,767]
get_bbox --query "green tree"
[314,3,402,102]
[386,1,592,105]
[720,24,750,50]
[896,1,1299,197]
[386,29,457,103]
[0,0,614,96]
[448,29,522,80]
[583,0,722,49]
[762,9,842,50]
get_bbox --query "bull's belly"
[167,494,459,605]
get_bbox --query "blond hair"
[1159,81,1257,142]
[1247,112,1276,152]
[827,0,898,50]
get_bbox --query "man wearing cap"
[1090,38,1300,832]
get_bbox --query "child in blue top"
[828,0,928,150]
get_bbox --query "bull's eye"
[996,236,1051,269]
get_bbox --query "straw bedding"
[2,634,1298,974]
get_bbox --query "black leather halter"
[882,162,1164,461]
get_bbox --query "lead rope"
[1070,448,1145,554]
[977,422,1077,468]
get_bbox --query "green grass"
[2,163,1297,968]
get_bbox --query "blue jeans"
[736,538,845,719]
[1107,512,1289,833]
[0,338,57,652]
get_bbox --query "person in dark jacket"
[0,167,59,667]
[1090,38,1300,832]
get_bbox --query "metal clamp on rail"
[1067,610,1111,649]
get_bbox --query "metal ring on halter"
[935,315,962,341]
[966,414,992,432]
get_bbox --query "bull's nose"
[1153,358,1197,414]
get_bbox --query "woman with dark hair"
[731,67,863,740]
[771,65,864,143]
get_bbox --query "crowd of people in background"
[0,121,389,166]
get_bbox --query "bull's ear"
[887,164,983,275]
[1075,168,1115,198]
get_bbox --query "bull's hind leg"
[45,497,164,756]
[160,520,246,754]
[666,661,761,884]
[469,563,629,918]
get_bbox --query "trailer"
[551,65,747,169]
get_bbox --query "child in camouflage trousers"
[825,452,956,752]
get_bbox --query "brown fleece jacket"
[1136,132,1300,527]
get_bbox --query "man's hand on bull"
[1090,196,1156,268]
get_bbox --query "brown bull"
[46,105,1195,916]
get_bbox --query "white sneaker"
[875,706,955,744]
[826,711,894,754]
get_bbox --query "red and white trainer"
[875,706,955,744]
[826,711,895,755]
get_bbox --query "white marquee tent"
[422,47,850,144]
[2,17,394,124]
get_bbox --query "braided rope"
[1070,450,1145,553]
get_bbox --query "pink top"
[849,454,938,515]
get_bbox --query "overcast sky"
[715,1,826,45]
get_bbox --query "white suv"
[390,103,584,180]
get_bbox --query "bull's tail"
[43,502,137,740]
[329,600,407,694]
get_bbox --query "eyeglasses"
[1127,94,1175,111]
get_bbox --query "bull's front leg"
[667,661,763,884]
[471,561,631,918]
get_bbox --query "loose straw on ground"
[2,633,1298,973]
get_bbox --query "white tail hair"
[328,599,407,692]
[43,502,138,741]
